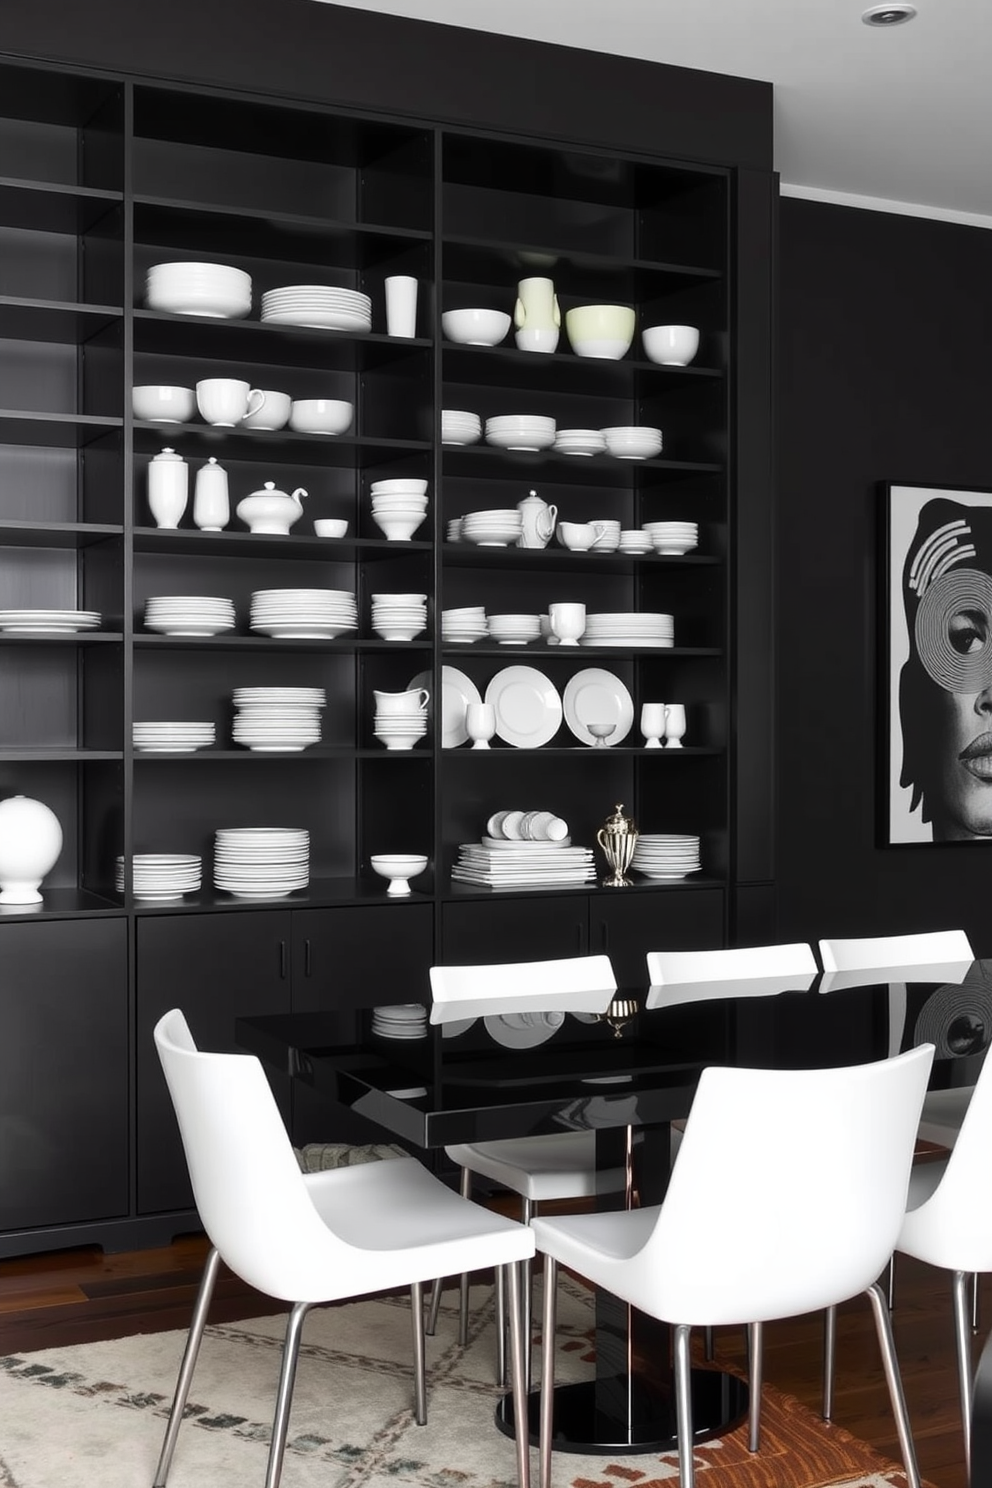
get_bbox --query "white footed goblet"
[549,601,586,647]
[664,703,687,747]
[587,722,616,749]
[370,853,428,896]
[466,701,496,750]
[640,702,668,748]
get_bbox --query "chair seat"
[917,1086,974,1148]
[905,1156,948,1214]
[447,1133,625,1201]
[532,1205,658,1275]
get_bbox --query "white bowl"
[144,286,251,319]
[568,337,632,360]
[289,399,354,435]
[642,324,700,366]
[442,309,511,346]
[370,478,429,495]
[515,325,560,353]
[564,304,635,358]
[373,513,427,541]
[132,385,196,423]
[314,519,349,537]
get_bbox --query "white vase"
[193,457,230,532]
[147,448,188,529]
[0,795,63,903]
[513,276,560,351]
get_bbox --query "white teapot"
[516,489,558,549]
[236,480,308,536]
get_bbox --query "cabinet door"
[441,896,587,965]
[290,903,434,1146]
[590,889,726,986]
[136,910,291,1214]
[0,917,127,1232]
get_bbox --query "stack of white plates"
[485,414,556,451]
[373,698,428,750]
[232,686,326,753]
[372,1004,428,1038]
[441,410,482,445]
[618,529,654,554]
[133,721,215,753]
[460,508,523,546]
[582,611,675,647]
[213,827,310,898]
[601,425,663,460]
[488,613,541,645]
[442,607,488,643]
[446,518,463,543]
[249,588,357,639]
[144,595,236,637]
[553,428,607,457]
[116,853,202,901]
[631,833,702,880]
[452,838,596,888]
[371,592,427,642]
[145,261,251,319]
[0,608,101,633]
[645,521,699,555]
[260,285,371,332]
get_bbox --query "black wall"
[777,197,992,953]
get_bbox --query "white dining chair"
[152,1009,535,1488]
[532,1045,934,1488]
[426,954,621,1382]
[817,928,973,973]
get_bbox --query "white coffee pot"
[236,480,308,535]
[516,489,558,549]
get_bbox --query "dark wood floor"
[0,1230,977,1488]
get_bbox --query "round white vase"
[0,795,63,903]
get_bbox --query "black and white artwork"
[884,482,992,844]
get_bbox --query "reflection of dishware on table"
[597,802,638,888]
[665,703,687,747]
[587,722,616,748]
[641,703,668,748]
[466,702,496,749]
[593,996,638,1038]
[549,602,585,647]
[370,853,428,896]
[484,1011,565,1049]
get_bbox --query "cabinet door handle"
[304,939,312,977]
[600,921,610,951]
[279,940,288,979]
[577,921,584,951]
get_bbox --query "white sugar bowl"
[236,481,308,535]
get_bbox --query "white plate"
[407,665,480,748]
[260,308,371,331]
[483,1013,562,1050]
[484,666,562,749]
[562,669,634,746]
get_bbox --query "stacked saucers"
[232,686,326,752]
[485,414,556,451]
[249,588,357,639]
[144,595,236,637]
[0,608,101,633]
[446,518,463,543]
[145,262,251,319]
[442,607,488,643]
[213,826,310,898]
[553,428,607,457]
[601,425,663,460]
[582,611,675,647]
[260,284,371,332]
[441,410,482,445]
[645,521,699,555]
[460,508,523,546]
[618,529,654,554]
[631,833,702,880]
[370,477,428,541]
[488,613,541,645]
[133,721,215,753]
[116,853,203,901]
[371,1003,428,1038]
[371,592,427,641]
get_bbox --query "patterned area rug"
[0,1274,923,1488]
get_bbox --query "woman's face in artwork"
[924,600,992,840]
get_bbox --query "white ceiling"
[326,0,992,226]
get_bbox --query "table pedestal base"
[495,1369,749,1455]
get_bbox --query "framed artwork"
[882,481,992,845]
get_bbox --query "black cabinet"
[0,917,127,1235]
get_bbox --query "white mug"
[641,702,668,748]
[385,275,418,337]
[196,379,265,428]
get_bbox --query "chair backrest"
[616,1044,934,1326]
[818,929,973,972]
[646,942,817,984]
[154,1009,367,1300]
[428,954,616,1023]
[902,1044,992,1269]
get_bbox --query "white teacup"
[314,518,349,537]
[549,601,586,646]
[590,520,621,551]
[373,687,430,715]
[556,520,597,552]
[196,378,265,427]
[241,389,291,430]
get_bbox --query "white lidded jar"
[193,456,230,532]
[0,795,63,903]
[147,447,188,529]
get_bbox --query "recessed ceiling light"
[862,3,917,24]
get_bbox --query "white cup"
[385,275,418,338]
[374,687,430,715]
[549,602,586,646]
[241,389,291,430]
[665,702,687,747]
[590,520,621,551]
[196,378,265,427]
[314,518,349,537]
[466,701,496,749]
[556,521,597,552]
[641,702,668,748]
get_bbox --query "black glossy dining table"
[236,956,990,1457]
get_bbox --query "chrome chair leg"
[864,1281,921,1488]
[972,1269,981,1334]
[952,1268,974,1480]
[495,1261,508,1386]
[520,1197,534,1392]
[411,1280,427,1425]
[822,1303,837,1420]
[747,1320,763,1452]
[458,1166,471,1346]
[886,1254,895,1310]
[153,1243,223,1487]
[506,1260,532,1488]
[426,1276,442,1336]
[539,1256,558,1488]
[264,1300,311,1488]
[673,1322,696,1488]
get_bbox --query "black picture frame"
[881,480,992,846]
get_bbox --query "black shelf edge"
[441,874,724,902]
[0,632,122,645]
[130,877,427,912]
[132,308,432,366]
[0,411,123,448]
[130,634,426,652]
[0,296,123,344]
[0,521,124,548]
[442,233,723,281]
[439,746,722,757]
[134,194,432,244]
[0,887,124,920]
[441,341,723,386]
[441,545,718,570]
[131,746,430,759]
[132,422,431,466]
[132,527,432,558]
[442,445,722,476]
[439,645,723,659]
[0,749,123,761]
